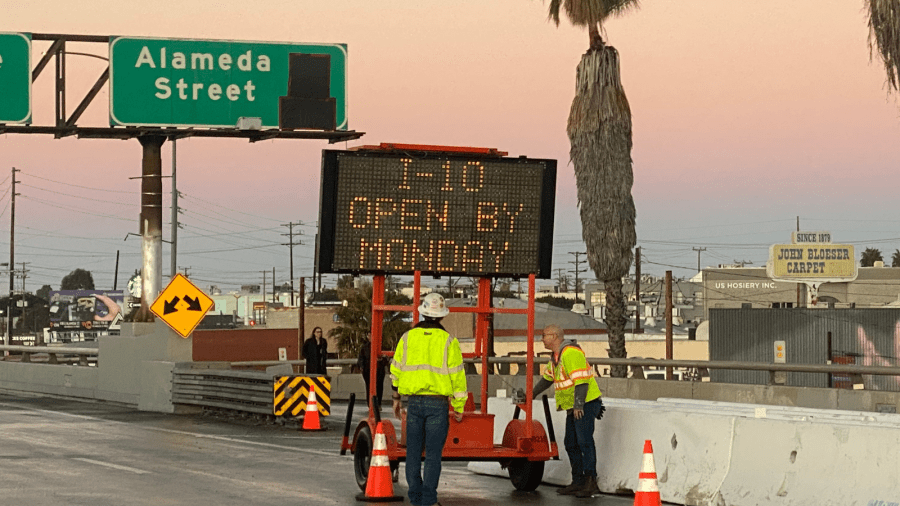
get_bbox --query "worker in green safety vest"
[391,292,467,506]
[532,324,604,498]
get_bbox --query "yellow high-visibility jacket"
[544,341,602,411]
[390,322,468,413]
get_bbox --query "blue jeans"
[564,398,601,481]
[405,396,449,506]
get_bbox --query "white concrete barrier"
[470,397,900,505]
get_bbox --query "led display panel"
[318,149,556,278]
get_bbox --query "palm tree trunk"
[603,277,628,377]
[567,43,637,379]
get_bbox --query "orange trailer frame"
[342,270,559,491]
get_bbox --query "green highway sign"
[109,36,348,130]
[0,32,32,124]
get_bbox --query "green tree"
[36,284,52,302]
[866,0,900,97]
[861,247,884,267]
[892,249,900,267]
[546,0,639,377]
[0,293,50,337]
[328,276,412,358]
[61,269,95,290]
[536,295,577,310]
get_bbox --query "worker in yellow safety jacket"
[391,292,467,506]
[531,324,604,498]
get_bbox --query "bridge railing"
[0,345,98,366]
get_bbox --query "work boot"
[575,475,600,498]
[557,476,585,495]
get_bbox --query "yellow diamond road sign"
[150,273,214,338]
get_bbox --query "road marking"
[72,457,150,474]
[0,402,352,458]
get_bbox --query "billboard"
[767,244,857,281]
[48,291,125,331]
[317,149,557,278]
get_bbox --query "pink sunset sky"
[1,0,898,292]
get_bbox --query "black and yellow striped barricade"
[273,376,331,417]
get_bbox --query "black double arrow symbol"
[163,295,203,315]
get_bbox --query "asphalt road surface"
[0,393,652,506]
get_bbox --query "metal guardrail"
[171,369,274,415]
[230,356,900,378]
[0,345,98,366]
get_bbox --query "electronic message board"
[317,150,556,278]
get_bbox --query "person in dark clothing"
[357,336,387,410]
[303,327,328,375]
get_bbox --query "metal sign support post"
[370,275,385,414]
[136,136,165,322]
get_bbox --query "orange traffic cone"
[300,388,325,431]
[356,422,403,502]
[634,440,662,506]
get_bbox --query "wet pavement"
[0,393,653,505]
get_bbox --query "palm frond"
[548,0,563,26]
[568,45,636,281]
[546,0,639,28]
[866,0,900,92]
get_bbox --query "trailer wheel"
[508,458,544,491]
[353,425,373,491]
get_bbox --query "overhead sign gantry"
[0,32,364,322]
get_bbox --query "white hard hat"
[419,292,449,318]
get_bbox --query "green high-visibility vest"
[543,344,601,411]
[390,325,468,413]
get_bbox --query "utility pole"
[7,167,18,346]
[797,216,801,307]
[568,251,587,302]
[18,262,30,294]
[554,268,568,292]
[281,222,302,306]
[272,267,276,303]
[170,139,178,279]
[261,270,267,305]
[298,276,305,355]
[665,270,673,380]
[635,246,642,334]
[692,247,706,273]
[17,262,29,336]
[313,232,319,300]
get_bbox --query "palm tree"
[546,0,639,377]
[892,249,900,267]
[329,276,411,358]
[860,247,884,267]
[866,0,900,95]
